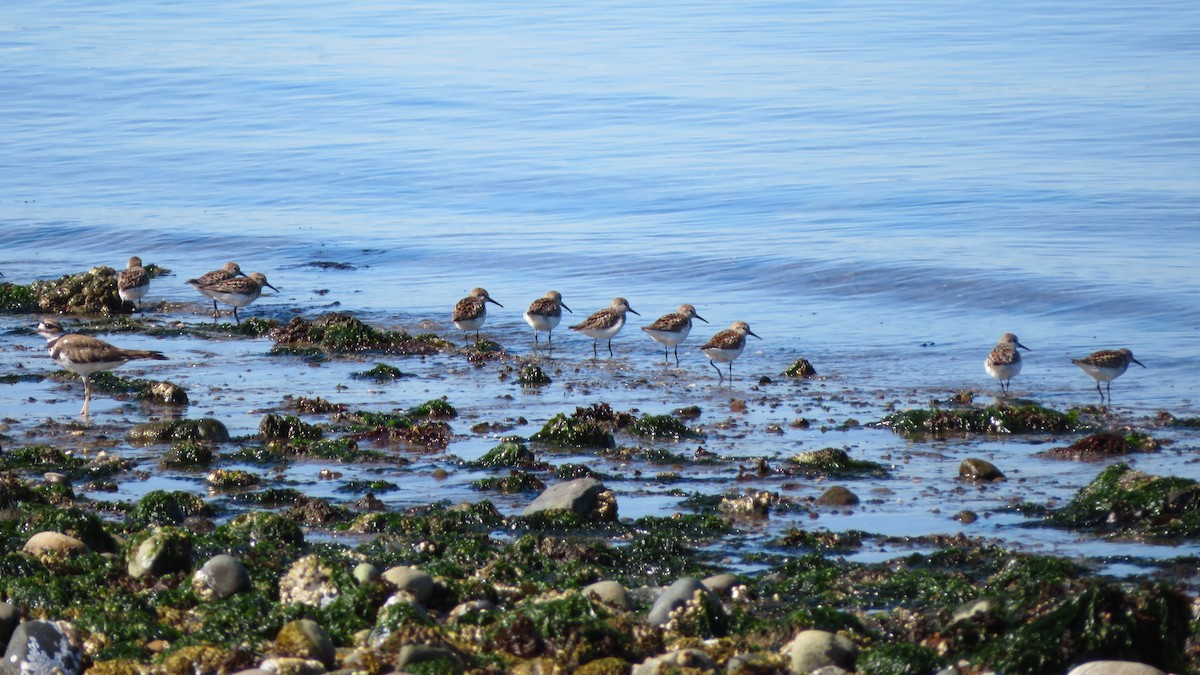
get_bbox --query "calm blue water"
[2,1,1199,562]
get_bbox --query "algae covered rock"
[128,527,193,578]
[22,531,89,560]
[274,619,336,668]
[1045,463,1200,539]
[270,312,451,355]
[790,447,890,478]
[259,413,323,441]
[1043,432,1158,460]
[126,418,230,445]
[881,402,1080,437]
[128,489,212,527]
[531,413,615,449]
[29,266,126,316]
[469,439,546,470]
[381,565,434,604]
[784,357,817,378]
[647,576,727,637]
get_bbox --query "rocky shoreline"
[2,270,1199,674]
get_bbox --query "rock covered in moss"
[128,527,193,578]
[784,357,817,378]
[269,312,450,355]
[128,489,211,527]
[159,441,214,468]
[259,414,323,441]
[469,439,546,470]
[518,363,552,386]
[1046,463,1200,538]
[790,447,890,478]
[274,619,335,668]
[531,413,615,449]
[126,418,230,445]
[882,402,1080,437]
[192,554,251,601]
[2,620,83,675]
[628,413,699,439]
[29,266,126,315]
[279,555,340,608]
[782,629,858,674]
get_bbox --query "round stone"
[274,619,335,668]
[22,531,89,560]
[3,620,83,675]
[582,580,630,612]
[647,577,722,627]
[193,554,251,601]
[381,565,434,604]
[815,485,859,506]
[128,528,193,578]
[960,458,1005,482]
[782,629,858,673]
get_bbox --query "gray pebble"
[781,629,858,674]
[2,620,82,675]
[582,580,630,611]
[381,566,433,604]
[522,477,605,517]
[647,577,720,627]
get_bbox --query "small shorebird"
[187,262,247,315]
[699,321,761,381]
[524,290,571,346]
[117,256,151,312]
[195,272,278,324]
[570,297,640,358]
[37,318,168,416]
[642,304,708,366]
[984,332,1030,396]
[453,287,502,343]
[1072,348,1144,401]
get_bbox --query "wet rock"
[274,619,335,668]
[784,357,817,377]
[259,414,323,441]
[629,413,699,439]
[22,531,89,560]
[193,554,251,601]
[522,477,612,519]
[269,312,449,355]
[159,440,215,467]
[781,629,858,674]
[0,602,18,651]
[647,577,726,633]
[517,363,551,386]
[815,485,859,506]
[726,652,784,673]
[631,648,718,674]
[882,402,1078,437]
[279,555,340,608]
[129,489,212,527]
[1066,662,1166,675]
[126,418,230,445]
[381,565,434,604]
[959,458,1005,482]
[582,580,630,612]
[530,413,615,449]
[128,527,193,578]
[955,510,979,524]
[395,644,466,672]
[149,381,189,405]
[2,620,83,675]
[719,491,774,518]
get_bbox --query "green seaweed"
[789,447,891,478]
[1043,463,1200,538]
[270,312,452,355]
[126,490,213,528]
[880,402,1082,437]
[468,440,546,470]
[352,363,408,381]
[531,413,615,449]
[858,643,945,675]
[0,444,86,472]
[0,281,38,312]
[473,470,547,494]
[259,413,324,440]
[408,398,457,419]
[159,440,215,468]
[627,414,699,439]
[517,363,552,386]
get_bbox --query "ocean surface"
[2,0,1199,568]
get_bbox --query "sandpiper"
[187,262,247,315]
[195,272,278,324]
[642,304,708,366]
[1072,348,1144,401]
[984,332,1030,396]
[524,290,572,346]
[117,256,151,312]
[570,297,640,357]
[452,287,502,344]
[37,318,169,416]
[699,321,761,381]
